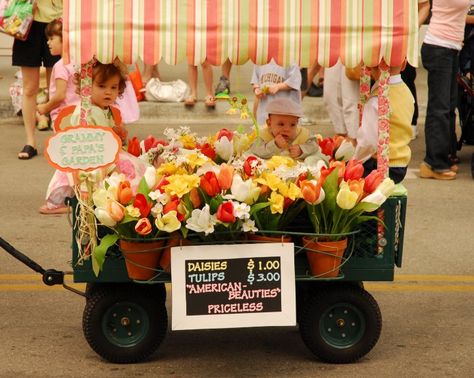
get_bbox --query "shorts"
[12,21,60,68]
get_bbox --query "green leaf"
[249,202,270,215]
[92,234,119,276]
[137,177,150,198]
[209,195,224,214]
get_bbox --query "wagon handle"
[0,236,84,296]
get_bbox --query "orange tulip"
[117,181,133,205]
[189,188,201,209]
[347,179,365,203]
[200,171,220,197]
[300,180,325,205]
[218,164,234,191]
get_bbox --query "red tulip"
[318,166,336,186]
[243,156,259,177]
[127,136,141,157]
[143,135,168,152]
[200,171,220,197]
[117,181,133,205]
[199,143,216,160]
[133,193,152,218]
[344,160,364,181]
[135,218,152,236]
[364,170,384,194]
[283,197,294,209]
[216,201,235,223]
[319,137,335,157]
[156,176,169,191]
[164,197,185,221]
[216,128,233,141]
[218,164,234,191]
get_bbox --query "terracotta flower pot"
[119,239,164,280]
[303,237,348,278]
[159,234,191,273]
[248,234,292,243]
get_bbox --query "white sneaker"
[411,125,418,140]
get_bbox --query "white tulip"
[144,166,157,189]
[185,205,216,235]
[215,136,233,162]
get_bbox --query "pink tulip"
[135,218,152,236]
[106,200,125,222]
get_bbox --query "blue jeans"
[421,43,459,171]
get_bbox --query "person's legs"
[401,63,418,126]
[202,60,215,106]
[448,54,460,161]
[185,64,198,105]
[18,66,40,158]
[215,58,231,94]
[142,64,160,83]
[421,43,457,173]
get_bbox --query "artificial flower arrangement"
[79,96,395,277]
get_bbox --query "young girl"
[39,61,140,214]
[37,19,80,126]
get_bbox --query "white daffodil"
[149,189,169,205]
[232,201,251,220]
[377,178,396,197]
[125,205,141,218]
[242,219,258,232]
[215,136,233,162]
[150,202,164,217]
[185,205,216,235]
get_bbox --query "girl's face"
[47,35,62,56]
[266,114,299,142]
[91,74,120,109]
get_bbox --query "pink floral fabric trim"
[79,59,95,126]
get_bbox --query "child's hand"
[113,126,128,144]
[254,87,265,99]
[289,145,303,158]
[37,104,48,115]
[274,135,288,149]
[268,83,281,95]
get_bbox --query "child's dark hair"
[74,59,129,96]
[45,19,63,40]
[92,61,128,95]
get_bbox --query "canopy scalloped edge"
[64,0,419,68]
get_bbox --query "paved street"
[1,50,474,377]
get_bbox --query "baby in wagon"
[249,97,322,160]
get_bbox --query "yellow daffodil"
[179,134,196,149]
[186,153,208,170]
[226,107,238,115]
[255,172,281,191]
[155,211,181,233]
[269,191,284,214]
[266,156,296,170]
[284,182,302,201]
[164,174,200,198]
[156,162,179,176]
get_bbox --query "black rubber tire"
[299,284,382,364]
[83,285,168,363]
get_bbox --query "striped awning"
[63,0,419,68]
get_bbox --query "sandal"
[39,204,69,215]
[37,118,50,131]
[205,95,216,108]
[184,96,197,106]
[18,145,37,160]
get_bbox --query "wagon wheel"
[83,285,168,363]
[299,284,382,364]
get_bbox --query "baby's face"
[267,114,299,142]
[92,74,120,109]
